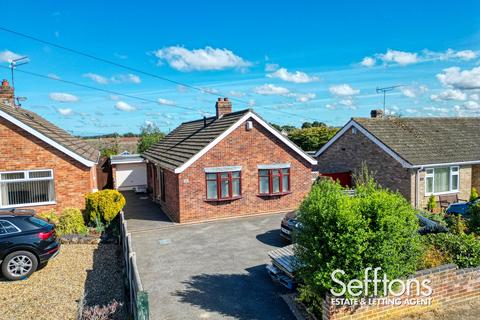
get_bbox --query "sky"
[0,0,479,136]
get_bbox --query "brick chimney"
[0,79,14,106]
[216,97,232,118]
[370,109,384,118]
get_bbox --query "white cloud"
[202,87,219,94]
[110,95,120,101]
[329,84,360,97]
[47,73,61,80]
[470,93,479,101]
[83,73,109,84]
[157,98,176,106]
[49,92,79,103]
[325,104,336,110]
[401,87,417,98]
[437,66,480,90]
[430,89,467,101]
[144,120,154,126]
[338,99,354,107]
[360,57,376,67]
[229,90,245,98]
[248,99,256,107]
[423,106,450,114]
[265,63,279,72]
[115,101,136,112]
[424,48,477,61]
[360,48,477,67]
[111,73,141,84]
[0,50,23,62]
[295,93,316,103]
[253,84,290,96]
[405,108,418,114]
[379,49,419,65]
[58,108,73,116]
[267,68,319,83]
[154,46,251,71]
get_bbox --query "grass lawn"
[0,244,125,320]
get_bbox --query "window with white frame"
[425,166,459,195]
[0,170,55,207]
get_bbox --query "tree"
[137,123,165,153]
[288,126,338,151]
[100,138,119,157]
[301,121,326,129]
[295,178,422,316]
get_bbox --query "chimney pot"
[370,109,384,118]
[224,97,229,101]
[217,97,222,101]
[2,79,9,87]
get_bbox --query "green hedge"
[421,233,480,268]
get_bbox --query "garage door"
[116,163,147,190]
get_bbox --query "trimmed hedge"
[56,208,88,236]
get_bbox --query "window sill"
[205,196,242,203]
[257,191,292,197]
[425,191,459,196]
[0,201,56,209]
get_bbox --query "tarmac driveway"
[130,213,295,320]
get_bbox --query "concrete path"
[129,211,295,320]
[122,191,174,232]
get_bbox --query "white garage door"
[116,163,147,190]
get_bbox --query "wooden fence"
[120,211,149,320]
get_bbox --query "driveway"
[128,209,295,320]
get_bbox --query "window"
[425,166,459,195]
[0,220,21,235]
[0,170,55,207]
[206,171,241,200]
[258,168,290,195]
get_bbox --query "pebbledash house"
[315,110,480,209]
[0,80,99,212]
[142,98,318,223]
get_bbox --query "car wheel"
[1,251,38,281]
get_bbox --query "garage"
[110,154,147,191]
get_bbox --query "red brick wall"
[0,117,96,213]
[322,264,480,320]
[175,117,314,222]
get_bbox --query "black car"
[280,211,301,242]
[0,209,60,281]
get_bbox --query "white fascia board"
[314,119,413,169]
[0,109,96,167]
[174,111,317,174]
[413,160,480,168]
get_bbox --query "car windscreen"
[27,216,52,228]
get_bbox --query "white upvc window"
[0,169,56,208]
[425,166,459,195]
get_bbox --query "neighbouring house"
[0,79,99,212]
[110,154,147,191]
[315,109,480,209]
[142,98,318,223]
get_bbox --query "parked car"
[0,209,60,281]
[446,198,479,216]
[280,211,301,242]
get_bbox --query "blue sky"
[1,1,480,135]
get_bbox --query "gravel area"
[0,244,125,320]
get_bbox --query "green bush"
[468,202,480,234]
[470,187,479,202]
[85,189,126,227]
[421,233,480,268]
[56,208,88,236]
[427,195,437,212]
[418,211,447,227]
[445,214,467,235]
[37,209,59,225]
[295,179,422,313]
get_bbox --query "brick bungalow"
[315,110,480,209]
[142,98,317,223]
[0,79,99,212]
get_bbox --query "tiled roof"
[0,103,99,163]
[142,109,250,170]
[353,117,480,165]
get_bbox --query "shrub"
[468,202,480,234]
[56,208,88,236]
[37,209,59,225]
[470,187,479,202]
[445,214,467,235]
[295,179,422,314]
[85,189,126,227]
[427,195,437,212]
[418,211,447,227]
[417,246,452,270]
[421,233,480,268]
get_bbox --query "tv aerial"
[9,56,29,89]
[376,85,404,113]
